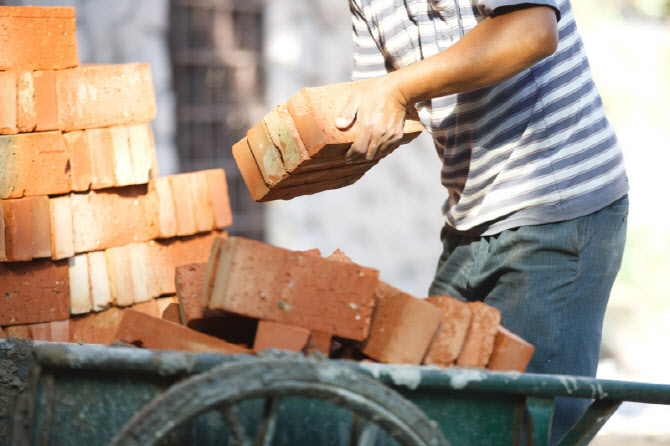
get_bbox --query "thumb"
[335,93,360,129]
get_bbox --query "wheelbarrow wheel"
[108,354,449,446]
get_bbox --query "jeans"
[428,195,629,445]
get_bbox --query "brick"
[29,320,69,342]
[362,283,443,364]
[70,185,159,253]
[128,242,150,303]
[169,174,197,236]
[0,6,78,70]
[0,204,5,261]
[156,296,178,315]
[0,327,7,340]
[208,237,379,341]
[128,124,155,183]
[63,130,93,191]
[277,161,376,188]
[3,198,32,261]
[176,261,257,344]
[16,71,36,133]
[304,331,332,356]
[201,237,225,307]
[110,126,135,186]
[247,121,289,186]
[49,195,74,260]
[162,303,182,324]
[423,296,473,367]
[487,327,535,373]
[456,302,501,368]
[106,245,135,307]
[328,249,352,263]
[4,325,30,339]
[0,132,71,199]
[30,196,52,259]
[57,64,156,131]
[86,128,116,189]
[286,81,423,158]
[253,320,311,353]
[264,104,311,173]
[87,251,112,312]
[131,299,162,318]
[204,169,233,229]
[0,71,17,134]
[188,172,215,233]
[68,253,91,315]
[70,307,125,345]
[151,177,178,238]
[0,259,69,326]
[233,137,270,201]
[33,70,58,131]
[117,309,250,354]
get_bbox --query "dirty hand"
[335,76,409,161]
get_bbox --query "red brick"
[233,137,270,201]
[176,261,257,344]
[29,320,69,342]
[16,71,36,133]
[106,245,135,307]
[69,185,159,253]
[87,250,112,312]
[3,198,32,261]
[362,283,443,364]
[0,204,6,261]
[117,309,250,354]
[169,174,197,236]
[49,195,74,260]
[128,124,156,183]
[286,81,423,158]
[0,6,78,71]
[70,307,125,345]
[204,169,233,229]
[201,237,225,307]
[423,296,473,367]
[4,325,30,339]
[161,303,182,324]
[304,331,332,356]
[156,296,179,315]
[263,104,311,173]
[0,71,17,134]
[131,299,162,318]
[188,172,215,233]
[457,302,501,368]
[253,320,311,353]
[63,130,93,192]
[85,128,116,189]
[129,242,151,304]
[110,126,135,186]
[208,237,379,341]
[33,70,58,131]
[487,326,535,373]
[0,132,71,199]
[151,177,178,238]
[30,196,52,259]
[56,64,156,131]
[247,120,289,186]
[328,249,352,263]
[0,259,69,326]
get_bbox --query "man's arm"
[337,5,559,160]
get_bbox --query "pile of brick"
[233,81,424,202]
[0,6,232,345]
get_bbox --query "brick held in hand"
[487,326,535,373]
[0,6,78,71]
[116,309,250,354]
[423,295,473,367]
[0,259,70,326]
[362,282,444,364]
[456,302,501,368]
[208,236,379,341]
[253,320,311,353]
[286,81,424,159]
[247,120,289,186]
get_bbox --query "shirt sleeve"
[477,0,561,21]
[350,0,389,81]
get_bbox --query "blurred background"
[2,0,668,442]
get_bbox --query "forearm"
[388,6,559,105]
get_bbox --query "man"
[337,0,628,443]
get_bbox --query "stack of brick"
[0,6,235,349]
[234,81,425,202]
[148,236,534,372]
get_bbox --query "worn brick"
[128,242,151,303]
[247,120,289,186]
[16,70,36,133]
[128,124,155,183]
[253,320,311,353]
[423,296,473,367]
[208,237,378,341]
[87,251,112,312]
[0,204,5,262]
[85,128,116,189]
[487,326,535,373]
[3,198,32,262]
[457,302,501,368]
[117,309,250,354]
[0,259,69,326]
[63,130,93,192]
[110,126,135,186]
[362,283,443,364]
[106,245,135,307]
[0,6,78,70]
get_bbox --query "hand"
[336,76,409,161]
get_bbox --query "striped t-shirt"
[350,0,629,235]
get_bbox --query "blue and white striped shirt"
[351,0,629,234]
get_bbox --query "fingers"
[336,93,361,130]
[346,130,371,161]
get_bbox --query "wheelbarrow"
[5,339,670,446]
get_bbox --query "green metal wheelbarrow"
[4,339,670,446]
